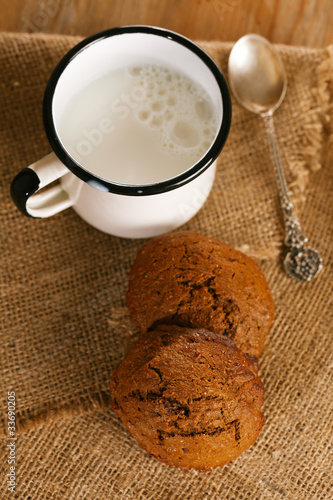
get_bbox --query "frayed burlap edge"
[288,44,333,202]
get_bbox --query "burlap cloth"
[1,32,332,499]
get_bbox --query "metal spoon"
[228,34,322,282]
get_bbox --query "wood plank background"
[1,0,333,47]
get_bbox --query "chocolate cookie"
[110,325,265,470]
[126,231,275,357]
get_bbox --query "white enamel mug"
[11,26,231,238]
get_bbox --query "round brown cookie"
[126,231,275,357]
[110,325,265,471]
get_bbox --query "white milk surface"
[57,64,218,185]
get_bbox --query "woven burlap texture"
[0,33,332,499]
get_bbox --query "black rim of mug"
[43,25,232,196]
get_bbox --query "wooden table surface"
[1,0,333,48]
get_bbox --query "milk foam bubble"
[57,64,219,185]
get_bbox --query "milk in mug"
[56,64,219,185]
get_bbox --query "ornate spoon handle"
[262,112,322,281]
[262,112,307,248]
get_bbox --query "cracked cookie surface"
[110,325,265,470]
[126,231,275,357]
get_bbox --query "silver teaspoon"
[228,34,322,282]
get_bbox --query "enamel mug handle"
[10,152,73,218]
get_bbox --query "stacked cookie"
[110,231,275,470]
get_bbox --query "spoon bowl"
[228,34,286,114]
[228,34,322,282]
